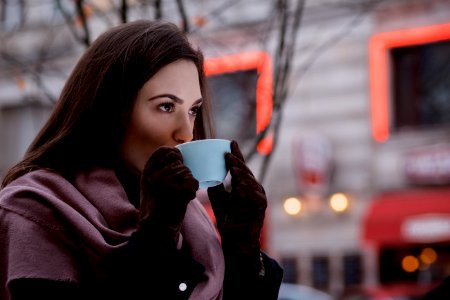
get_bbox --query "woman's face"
[120,59,203,172]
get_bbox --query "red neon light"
[369,22,450,143]
[205,51,273,155]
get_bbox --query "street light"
[284,197,302,216]
[329,192,349,213]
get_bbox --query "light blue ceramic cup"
[176,139,231,189]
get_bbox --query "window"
[281,256,298,283]
[312,256,329,289]
[343,253,363,286]
[204,51,273,155]
[207,69,257,144]
[392,40,450,131]
[369,22,450,142]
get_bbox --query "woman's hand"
[207,140,267,273]
[139,146,199,247]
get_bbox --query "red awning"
[362,188,450,246]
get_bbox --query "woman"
[0,20,282,299]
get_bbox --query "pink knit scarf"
[0,168,224,299]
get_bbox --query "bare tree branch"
[175,0,189,33]
[155,0,162,19]
[1,51,57,103]
[257,0,305,184]
[18,0,25,27]
[0,0,5,24]
[54,0,92,47]
[75,0,90,46]
[120,0,127,23]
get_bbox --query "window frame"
[204,51,273,154]
[369,22,450,142]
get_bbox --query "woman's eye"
[158,102,175,112]
[189,106,201,116]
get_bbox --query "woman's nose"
[174,114,194,144]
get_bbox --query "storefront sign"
[293,134,332,197]
[404,144,450,185]
[402,214,450,243]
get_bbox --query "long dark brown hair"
[2,20,214,187]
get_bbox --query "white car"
[278,283,334,300]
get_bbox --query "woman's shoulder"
[0,168,72,230]
[2,168,65,189]
[1,167,137,232]
[1,168,65,198]
[0,168,73,206]
[0,170,69,230]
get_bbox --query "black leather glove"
[139,146,199,248]
[103,147,202,299]
[207,140,267,274]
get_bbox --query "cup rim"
[176,138,231,148]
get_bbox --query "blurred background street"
[1,0,450,299]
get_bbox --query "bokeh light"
[329,193,349,213]
[284,197,302,216]
[420,248,437,265]
[402,255,419,273]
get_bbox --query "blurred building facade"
[1,0,450,298]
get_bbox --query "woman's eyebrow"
[193,98,203,105]
[148,94,203,105]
